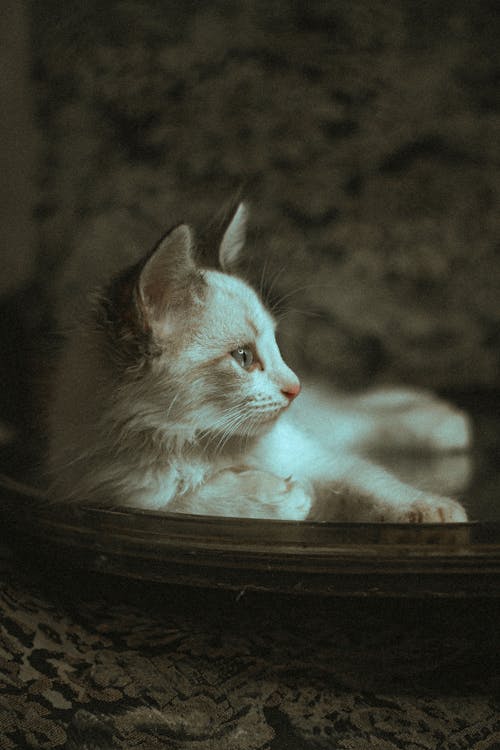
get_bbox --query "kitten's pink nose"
[281,380,301,401]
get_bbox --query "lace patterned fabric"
[0,548,499,749]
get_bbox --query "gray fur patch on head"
[95,260,156,368]
[96,223,208,368]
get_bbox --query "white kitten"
[48,204,470,522]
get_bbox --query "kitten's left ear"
[139,224,199,322]
[218,202,248,272]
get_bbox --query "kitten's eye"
[230,346,254,370]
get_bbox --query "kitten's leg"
[360,389,471,452]
[252,421,467,522]
[313,455,468,523]
[294,385,471,453]
[378,451,472,497]
[352,387,435,409]
[169,467,313,520]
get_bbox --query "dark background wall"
[2,1,500,440]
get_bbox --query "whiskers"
[258,267,336,324]
[198,399,281,458]
[260,262,287,309]
[269,283,332,316]
[273,307,324,324]
[199,407,247,456]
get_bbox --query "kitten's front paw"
[401,495,468,523]
[194,467,313,520]
[250,471,313,520]
[275,479,313,521]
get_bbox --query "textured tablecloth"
[1,542,499,750]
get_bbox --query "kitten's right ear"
[139,224,199,322]
[218,202,248,272]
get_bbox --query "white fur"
[48,203,471,522]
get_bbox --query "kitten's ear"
[218,202,248,272]
[139,224,198,321]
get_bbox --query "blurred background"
[1,0,499,513]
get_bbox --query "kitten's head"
[98,203,300,444]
